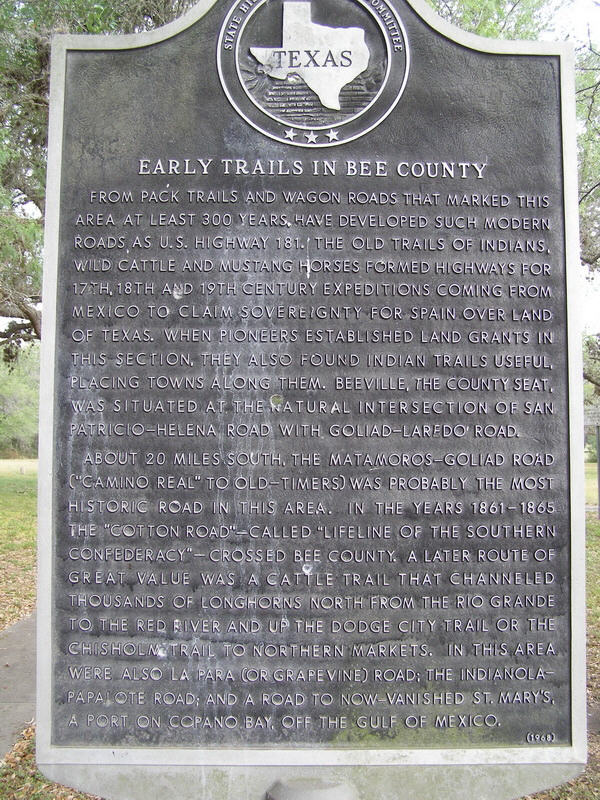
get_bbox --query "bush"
[0,344,39,457]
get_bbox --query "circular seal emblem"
[217,0,409,148]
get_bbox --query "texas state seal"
[217,0,410,147]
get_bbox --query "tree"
[577,35,600,272]
[585,333,600,395]
[427,0,564,39]
[0,0,197,364]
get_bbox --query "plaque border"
[37,0,586,777]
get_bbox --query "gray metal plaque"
[37,0,586,797]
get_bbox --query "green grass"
[0,459,38,630]
[587,516,600,716]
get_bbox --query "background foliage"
[0,343,39,456]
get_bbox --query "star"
[305,130,318,143]
[326,129,339,142]
[284,128,297,140]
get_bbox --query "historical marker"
[38,0,586,798]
